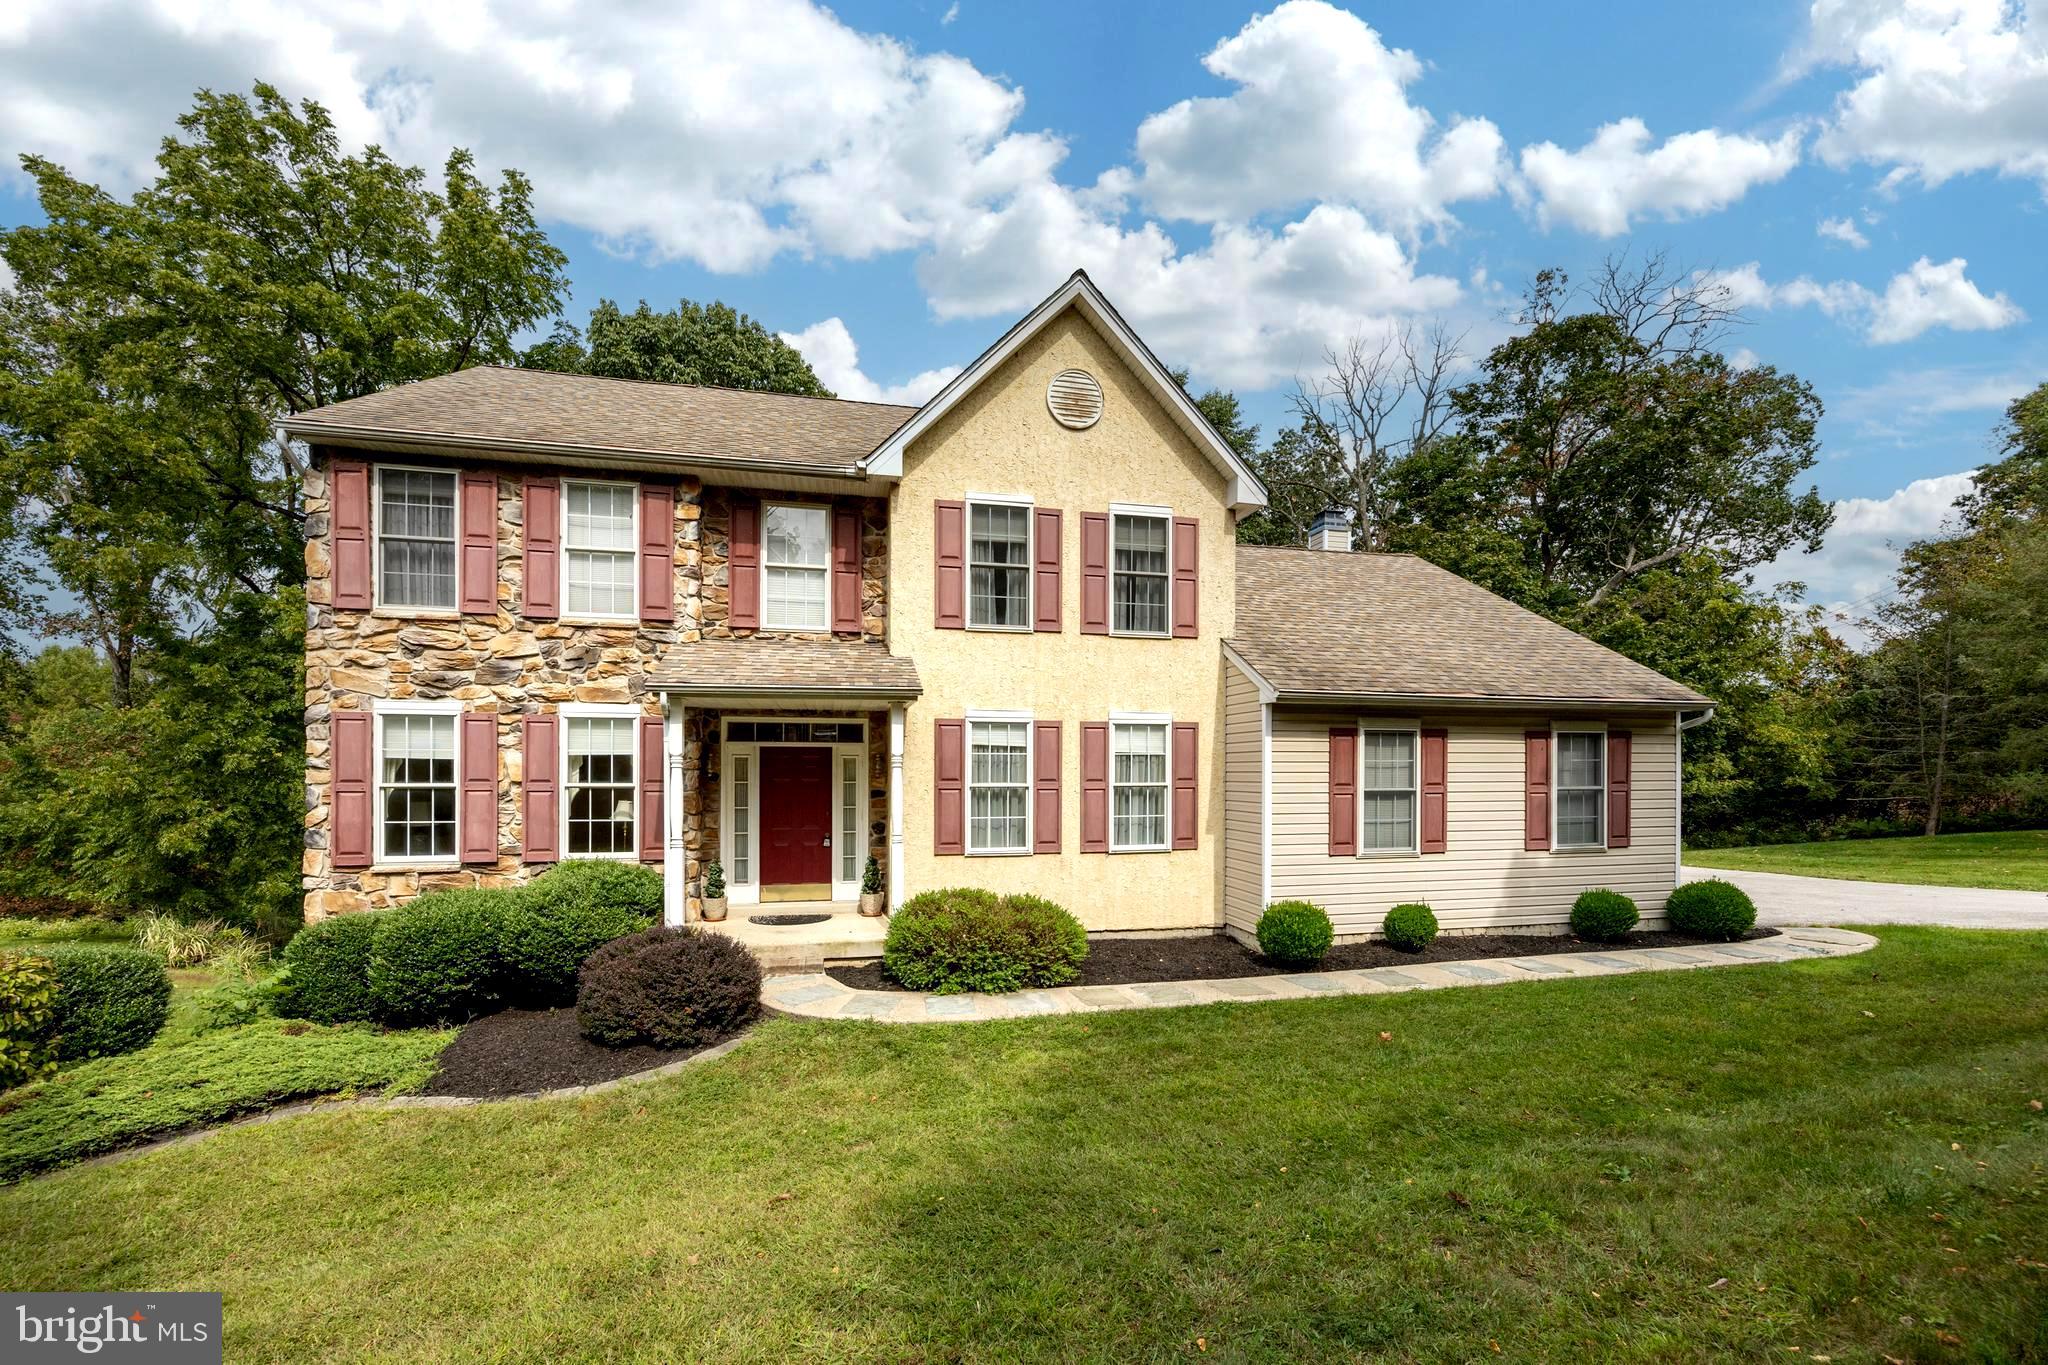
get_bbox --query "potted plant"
[700,857,728,922]
[858,856,886,916]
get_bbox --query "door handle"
[822,836,832,847]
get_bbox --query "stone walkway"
[761,925,1878,1024]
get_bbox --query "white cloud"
[777,318,960,405]
[1817,214,1869,247]
[1866,254,2026,342]
[941,2,959,24]
[0,254,13,293]
[1517,118,1801,235]
[1837,362,2038,427]
[1756,471,1975,626]
[1729,346,1762,371]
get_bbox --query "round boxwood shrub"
[577,927,762,1049]
[1570,889,1640,943]
[1666,878,1757,941]
[367,890,518,1026]
[276,911,385,1024]
[44,945,172,1061]
[524,859,663,922]
[502,883,651,1008]
[882,889,1089,995]
[1382,903,1439,953]
[1256,900,1335,965]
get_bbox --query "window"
[840,753,861,883]
[763,504,829,630]
[1556,731,1606,848]
[1358,729,1418,852]
[379,711,456,860]
[968,501,1030,629]
[566,715,636,855]
[378,469,457,609]
[1110,721,1169,851]
[968,719,1030,854]
[1112,512,1169,635]
[564,481,636,617]
[730,753,752,885]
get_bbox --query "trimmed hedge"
[276,912,385,1024]
[367,891,519,1026]
[1256,900,1334,965]
[44,946,171,1061]
[577,928,761,1049]
[502,874,653,1008]
[882,889,1088,995]
[524,860,663,922]
[0,951,60,1088]
[1666,878,1757,941]
[1570,889,1640,943]
[1382,903,1439,953]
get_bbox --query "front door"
[758,746,834,900]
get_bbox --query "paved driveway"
[1680,865,2048,930]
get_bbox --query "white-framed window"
[376,467,458,609]
[1359,727,1419,853]
[1555,729,1606,849]
[563,705,638,857]
[763,503,830,631]
[840,752,862,883]
[376,700,461,863]
[967,715,1031,854]
[729,751,753,886]
[1110,716,1170,851]
[563,479,636,618]
[1111,507,1170,636]
[967,496,1032,630]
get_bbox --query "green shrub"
[1570,889,1640,943]
[276,912,385,1024]
[194,976,285,1034]
[501,887,649,1008]
[367,891,517,1026]
[861,856,883,897]
[526,860,663,921]
[44,946,172,1061]
[1665,879,1757,941]
[131,911,227,968]
[1256,900,1335,965]
[577,928,761,1049]
[881,889,1088,994]
[1382,903,1439,952]
[0,951,60,1089]
[703,857,726,901]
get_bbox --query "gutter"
[1678,707,1717,730]
[276,418,871,480]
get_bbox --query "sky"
[2,0,2043,634]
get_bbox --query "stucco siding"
[1222,662,1265,936]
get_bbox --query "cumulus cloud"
[777,318,960,405]
[1699,256,2021,343]
[1756,471,1975,630]
[1817,214,1869,247]
[0,254,13,293]
[1517,118,1801,234]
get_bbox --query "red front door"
[758,746,834,889]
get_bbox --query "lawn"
[1685,829,2048,892]
[2,928,2044,1362]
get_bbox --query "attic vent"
[1046,368,1104,430]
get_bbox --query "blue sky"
[3,0,2044,626]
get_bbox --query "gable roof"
[1229,546,1712,708]
[862,271,1269,515]
[645,639,921,702]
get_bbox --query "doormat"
[749,913,834,926]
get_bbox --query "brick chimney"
[1307,505,1354,553]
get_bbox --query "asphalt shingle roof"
[645,639,922,699]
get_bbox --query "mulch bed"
[826,926,1781,993]
[421,1009,730,1099]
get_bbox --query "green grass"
[0,928,2041,1361]
[1686,829,2048,892]
[0,916,133,948]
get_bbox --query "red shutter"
[728,498,760,631]
[639,483,675,623]
[1524,731,1551,851]
[640,714,666,862]
[1607,730,1632,849]
[1033,507,1063,632]
[1033,721,1061,853]
[521,477,560,619]
[832,505,862,634]
[459,471,497,615]
[934,500,966,630]
[1171,721,1199,850]
[1080,513,1109,634]
[1420,728,1448,854]
[1171,516,1199,638]
[1080,722,1109,852]
[331,710,373,869]
[330,457,373,611]
[459,712,498,863]
[521,713,560,864]
[1328,728,1357,857]
[934,719,965,855]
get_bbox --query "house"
[285,271,1713,950]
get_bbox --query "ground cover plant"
[1685,829,2048,892]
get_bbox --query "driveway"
[1680,865,2048,930]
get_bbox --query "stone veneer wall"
[301,450,890,920]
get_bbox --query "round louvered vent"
[1046,368,1104,430]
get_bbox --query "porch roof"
[645,638,922,705]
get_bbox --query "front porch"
[699,900,888,974]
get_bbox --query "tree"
[523,299,830,395]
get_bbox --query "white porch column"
[888,701,907,911]
[663,696,687,927]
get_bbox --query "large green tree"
[523,299,829,394]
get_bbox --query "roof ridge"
[468,364,920,412]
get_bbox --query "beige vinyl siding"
[1270,710,1679,937]
[1222,662,1265,935]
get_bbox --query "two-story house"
[286,272,1712,956]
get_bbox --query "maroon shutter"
[330,457,373,611]
[639,483,675,623]
[458,471,497,615]
[331,710,373,869]
[640,714,665,862]
[1080,513,1109,634]
[521,714,560,864]
[831,505,862,634]
[459,711,498,863]
[1171,721,1199,850]
[1420,728,1448,854]
[1328,728,1357,857]
[521,477,560,619]
[1524,731,1551,851]
[934,719,965,855]
[1171,516,1199,638]
[934,500,966,630]
[1032,721,1062,853]
[728,498,760,631]
[1033,507,1063,632]
[1607,731,1632,849]
[1080,722,1109,852]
